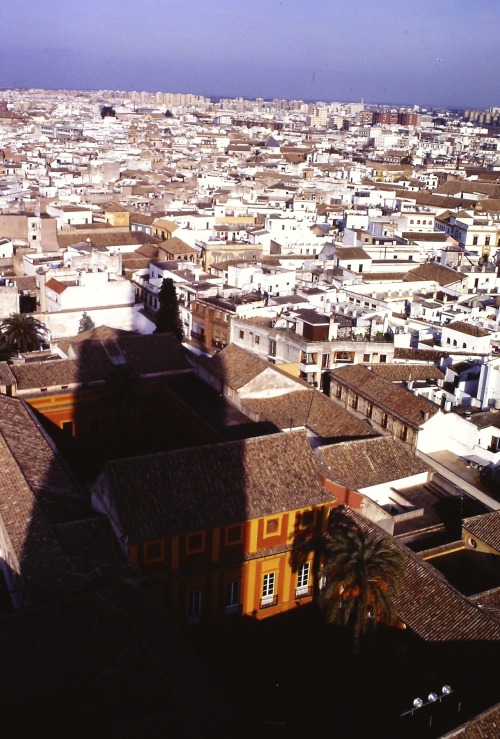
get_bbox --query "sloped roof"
[93,430,332,543]
[330,364,439,428]
[368,362,444,383]
[200,343,269,389]
[317,436,430,489]
[11,334,190,390]
[463,511,500,551]
[161,236,198,255]
[0,396,76,596]
[45,278,67,294]
[335,246,372,260]
[403,262,464,286]
[336,506,500,642]
[445,321,491,338]
[241,389,375,442]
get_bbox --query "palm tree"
[318,519,405,653]
[0,312,48,354]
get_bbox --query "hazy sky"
[1,0,498,108]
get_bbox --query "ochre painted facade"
[131,505,333,625]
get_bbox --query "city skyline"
[1,0,498,109]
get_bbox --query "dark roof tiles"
[317,436,430,489]
[92,430,332,543]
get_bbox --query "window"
[261,573,276,608]
[473,236,478,245]
[380,354,387,363]
[301,510,315,527]
[363,353,370,363]
[381,413,388,429]
[187,590,202,623]
[255,335,260,345]
[350,394,358,410]
[239,330,244,340]
[401,426,409,442]
[225,580,241,614]
[296,563,310,598]
[269,339,277,357]
[225,524,243,545]
[186,532,204,554]
[485,236,490,246]
[322,353,330,369]
[266,518,280,535]
[145,541,163,563]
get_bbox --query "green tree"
[78,311,95,334]
[154,278,183,341]
[318,519,405,653]
[0,312,48,354]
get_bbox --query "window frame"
[296,562,311,597]
[186,531,205,555]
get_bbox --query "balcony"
[260,594,278,609]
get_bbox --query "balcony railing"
[260,594,278,609]
[295,585,312,599]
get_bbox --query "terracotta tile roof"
[160,236,198,255]
[199,343,269,389]
[467,409,500,431]
[0,362,16,385]
[330,364,440,428]
[463,511,500,551]
[45,277,67,294]
[58,231,162,249]
[9,350,109,390]
[0,396,76,597]
[10,333,189,391]
[368,362,444,382]
[317,436,430,489]
[116,333,191,376]
[152,218,179,233]
[446,321,491,338]
[403,262,464,287]
[337,506,500,642]
[335,246,371,260]
[129,212,155,225]
[241,389,375,442]
[442,702,500,738]
[394,347,452,361]
[362,272,404,281]
[92,430,332,543]
[103,201,128,213]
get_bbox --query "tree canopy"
[154,278,183,341]
[78,312,95,334]
[0,312,49,354]
[319,517,405,648]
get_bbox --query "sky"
[0,0,498,108]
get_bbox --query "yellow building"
[91,430,335,625]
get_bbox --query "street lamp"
[402,685,454,726]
